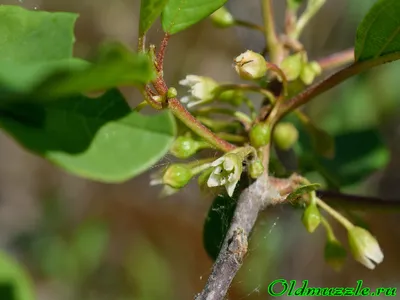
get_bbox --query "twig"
[317,48,354,70]
[279,51,400,118]
[261,0,283,63]
[318,190,400,212]
[195,176,281,300]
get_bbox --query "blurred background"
[0,0,400,299]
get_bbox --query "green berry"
[273,122,299,150]
[170,136,199,159]
[163,164,192,189]
[302,203,321,233]
[249,123,271,148]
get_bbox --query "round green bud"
[218,90,245,106]
[280,52,303,81]
[300,64,316,85]
[302,203,321,233]
[163,164,193,189]
[273,122,299,150]
[248,159,264,179]
[308,61,322,75]
[324,239,347,272]
[210,7,235,28]
[249,123,271,148]
[170,136,199,159]
[167,87,178,98]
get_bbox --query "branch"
[317,190,400,212]
[280,51,400,117]
[317,48,354,71]
[261,0,283,63]
[195,176,282,300]
[168,98,236,152]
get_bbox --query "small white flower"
[348,226,384,269]
[207,153,243,197]
[234,50,267,80]
[179,75,218,108]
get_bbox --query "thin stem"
[156,33,170,72]
[317,190,400,212]
[292,0,326,39]
[133,100,148,112]
[279,51,400,118]
[321,217,336,241]
[168,98,236,152]
[216,84,276,104]
[234,20,265,33]
[192,107,253,127]
[316,197,354,230]
[261,0,283,64]
[216,132,247,143]
[317,48,354,70]
[137,35,146,53]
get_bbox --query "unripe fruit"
[248,159,264,178]
[324,239,347,271]
[273,122,299,150]
[170,136,199,159]
[300,64,316,85]
[302,203,321,233]
[210,7,235,28]
[167,87,178,98]
[163,164,192,189]
[280,52,303,81]
[249,123,271,148]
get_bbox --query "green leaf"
[162,0,228,34]
[0,89,176,182]
[286,183,320,203]
[35,43,156,97]
[355,0,400,61]
[140,0,169,34]
[0,251,35,300]
[203,194,237,260]
[300,129,389,187]
[0,6,77,63]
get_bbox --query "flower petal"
[225,180,238,197]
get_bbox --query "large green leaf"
[35,43,155,97]
[0,7,155,99]
[0,251,35,300]
[0,6,77,63]
[162,0,227,34]
[0,89,176,182]
[139,0,169,34]
[355,0,400,61]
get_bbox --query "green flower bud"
[234,50,267,80]
[167,87,178,98]
[300,64,316,85]
[324,239,347,272]
[308,61,322,75]
[218,90,245,106]
[280,52,303,81]
[249,123,271,148]
[273,122,299,150]
[170,136,199,159]
[248,159,264,179]
[348,226,383,269]
[302,203,321,233]
[210,7,235,28]
[163,164,193,189]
